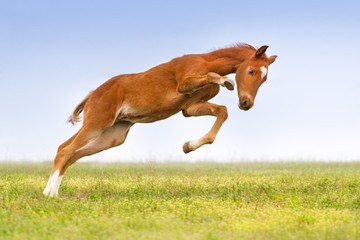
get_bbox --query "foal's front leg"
[177,72,235,94]
[182,102,228,153]
[208,72,235,91]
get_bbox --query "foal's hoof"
[183,142,192,154]
[223,79,235,91]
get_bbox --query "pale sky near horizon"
[1,0,360,162]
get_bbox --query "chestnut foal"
[44,43,277,197]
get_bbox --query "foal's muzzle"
[238,96,253,111]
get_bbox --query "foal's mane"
[210,43,256,52]
[203,43,256,60]
[228,43,256,51]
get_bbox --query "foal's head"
[235,46,277,111]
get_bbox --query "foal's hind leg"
[63,121,133,172]
[43,122,132,198]
[182,102,228,153]
[43,124,102,197]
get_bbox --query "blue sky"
[1,0,360,161]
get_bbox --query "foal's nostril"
[239,97,252,111]
[242,100,248,107]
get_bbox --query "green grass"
[1,161,360,239]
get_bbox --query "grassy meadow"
[1,161,360,239]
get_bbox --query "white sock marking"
[43,175,54,196]
[219,76,227,85]
[260,66,268,79]
[43,169,63,198]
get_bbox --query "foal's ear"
[268,55,277,65]
[255,45,269,57]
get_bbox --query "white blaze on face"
[260,66,268,79]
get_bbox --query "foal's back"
[84,54,217,124]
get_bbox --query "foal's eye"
[248,69,254,75]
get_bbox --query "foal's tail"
[68,92,92,125]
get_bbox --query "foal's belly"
[116,84,220,124]
[116,92,188,123]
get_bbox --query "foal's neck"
[202,47,254,76]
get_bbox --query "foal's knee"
[213,105,228,120]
